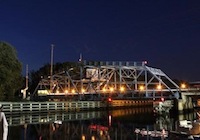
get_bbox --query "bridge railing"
[111,99,153,107]
[0,101,105,114]
[83,61,146,67]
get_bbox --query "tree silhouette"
[0,41,23,100]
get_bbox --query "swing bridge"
[34,61,184,101]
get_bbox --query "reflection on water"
[6,108,198,140]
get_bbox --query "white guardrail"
[0,101,105,114]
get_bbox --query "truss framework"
[35,61,180,98]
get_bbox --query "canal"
[5,107,198,140]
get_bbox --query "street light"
[110,87,114,92]
[81,88,85,93]
[181,83,186,89]
[102,88,107,92]
[65,89,68,93]
[139,85,145,91]
[157,85,162,90]
[120,86,125,92]
[71,89,75,93]
[157,84,163,100]
[139,85,145,98]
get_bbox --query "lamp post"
[79,54,83,100]
[120,86,125,93]
[157,84,163,100]
[50,44,54,93]
[139,85,145,98]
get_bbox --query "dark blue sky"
[0,0,200,81]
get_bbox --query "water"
[5,107,198,140]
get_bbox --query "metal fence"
[0,101,104,114]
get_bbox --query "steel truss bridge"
[34,61,181,100]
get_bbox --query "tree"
[0,41,23,100]
[29,62,80,95]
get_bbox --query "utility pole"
[26,64,28,89]
[50,44,54,93]
[79,53,83,100]
[22,64,28,99]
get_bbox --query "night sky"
[0,0,200,81]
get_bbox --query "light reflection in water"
[108,115,112,127]
[6,108,198,140]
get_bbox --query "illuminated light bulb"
[181,83,186,89]
[110,87,114,92]
[139,85,144,91]
[120,86,125,92]
[71,89,75,93]
[157,85,162,90]
[65,90,68,93]
[81,89,85,93]
[102,88,106,92]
